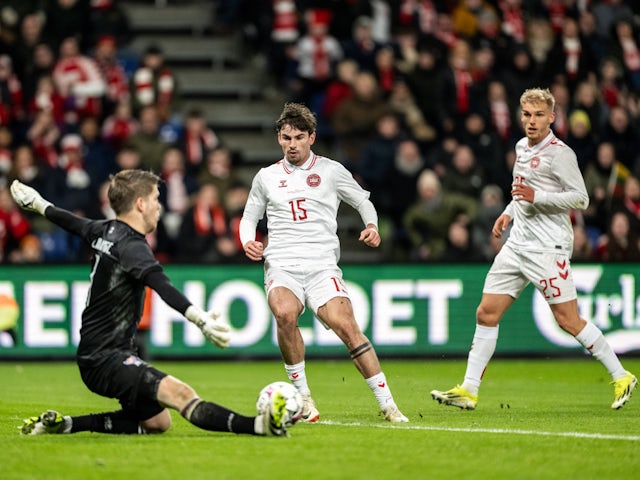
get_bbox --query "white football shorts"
[264,264,350,318]
[483,244,577,305]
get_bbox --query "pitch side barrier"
[1,264,639,358]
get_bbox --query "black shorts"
[79,352,168,421]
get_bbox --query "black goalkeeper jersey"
[46,207,163,365]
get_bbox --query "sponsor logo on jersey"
[279,180,287,188]
[306,173,321,187]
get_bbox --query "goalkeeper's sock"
[285,361,310,395]
[182,398,255,434]
[70,411,143,434]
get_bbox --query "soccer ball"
[256,381,304,426]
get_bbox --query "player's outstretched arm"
[185,306,231,349]
[10,180,53,215]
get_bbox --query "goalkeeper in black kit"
[13,169,290,437]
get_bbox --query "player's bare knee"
[476,305,499,326]
[142,409,171,433]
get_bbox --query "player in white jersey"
[239,103,408,423]
[431,88,637,410]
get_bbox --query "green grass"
[2,358,640,480]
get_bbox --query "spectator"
[43,0,91,52]
[21,42,57,106]
[451,0,497,39]
[595,210,640,262]
[331,70,387,171]
[52,36,106,124]
[0,126,13,179]
[607,18,640,93]
[500,44,538,110]
[372,46,397,99]
[26,110,60,168]
[358,112,402,213]
[496,0,526,44]
[386,78,436,147]
[101,99,139,150]
[157,146,199,240]
[124,105,169,173]
[289,8,342,106]
[440,143,486,203]
[543,17,598,96]
[572,223,595,262]
[174,183,230,263]
[611,175,640,234]
[485,80,516,148]
[440,220,484,263]
[130,45,177,123]
[13,13,46,90]
[197,146,242,201]
[582,141,627,234]
[403,43,444,132]
[0,184,30,263]
[598,56,625,110]
[0,54,25,128]
[92,35,129,116]
[549,81,571,141]
[342,16,383,73]
[566,109,598,172]
[321,58,358,120]
[437,38,475,136]
[525,17,554,76]
[177,109,220,177]
[403,169,478,261]
[27,75,65,125]
[573,80,607,139]
[457,111,506,193]
[600,105,640,170]
[78,115,117,189]
[87,0,133,51]
[7,144,47,197]
[42,133,94,216]
[471,183,505,261]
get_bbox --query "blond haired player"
[240,103,407,423]
[431,88,637,410]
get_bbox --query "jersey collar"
[524,130,556,153]
[282,151,318,173]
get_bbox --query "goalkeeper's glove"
[10,180,53,215]
[185,306,231,349]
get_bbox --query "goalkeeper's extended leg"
[20,410,146,434]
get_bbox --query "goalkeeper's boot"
[300,393,320,423]
[611,371,637,409]
[430,385,478,410]
[381,404,409,423]
[20,410,69,435]
[261,391,289,437]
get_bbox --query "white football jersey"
[504,130,589,254]
[241,153,373,266]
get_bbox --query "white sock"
[462,324,499,395]
[285,361,311,395]
[575,322,627,380]
[366,372,395,408]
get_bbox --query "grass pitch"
[2,357,639,480]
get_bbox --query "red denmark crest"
[530,156,540,168]
[307,173,321,187]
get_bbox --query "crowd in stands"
[0,0,639,265]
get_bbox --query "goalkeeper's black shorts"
[79,351,168,421]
